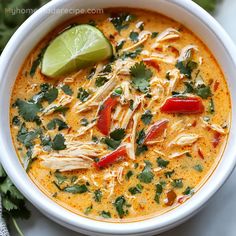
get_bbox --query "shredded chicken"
[170,133,199,146]
[166,69,183,95]
[148,53,176,64]
[169,151,189,159]
[40,157,93,172]
[121,96,142,129]
[200,118,228,134]
[177,45,198,62]
[122,31,151,52]
[120,81,133,104]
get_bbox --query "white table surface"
[10,0,236,235]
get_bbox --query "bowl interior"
[1,0,236,235]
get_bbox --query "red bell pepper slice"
[95,146,127,168]
[212,132,221,148]
[160,97,204,114]
[97,96,118,135]
[144,119,169,144]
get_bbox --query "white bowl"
[1,0,236,235]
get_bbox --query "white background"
[10,0,236,235]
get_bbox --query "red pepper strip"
[160,97,204,114]
[144,119,169,144]
[143,58,160,71]
[95,146,127,168]
[97,96,118,135]
[212,132,221,148]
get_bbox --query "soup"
[10,8,230,222]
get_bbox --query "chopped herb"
[104,137,121,150]
[172,179,183,188]
[51,134,66,150]
[110,128,126,141]
[138,22,144,31]
[129,31,139,42]
[94,189,102,202]
[157,157,169,168]
[183,186,194,195]
[114,195,127,218]
[92,136,99,143]
[47,118,68,131]
[141,110,153,125]
[80,118,89,127]
[84,205,93,215]
[129,99,134,110]
[128,184,143,195]
[130,61,152,93]
[44,87,58,104]
[54,171,67,185]
[95,76,108,87]
[116,40,126,52]
[77,88,90,102]
[184,82,195,93]
[110,13,136,32]
[186,152,192,158]
[101,64,112,74]
[136,145,148,156]
[136,129,146,145]
[151,32,159,38]
[12,116,21,126]
[63,184,88,194]
[15,99,41,122]
[101,211,111,218]
[29,47,46,77]
[209,98,215,113]
[194,164,203,172]
[61,85,73,96]
[134,163,139,169]
[164,170,175,178]
[175,60,198,79]
[121,45,143,59]
[196,85,212,99]
[138,161,154,183]
[154,183,163,204]
[125,170,133,180]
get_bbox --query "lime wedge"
[41,24,113,78]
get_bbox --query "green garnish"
[171,179,183,188]
[63,184,88,194]
[94,189,102,202]
[100,211,111,218]
[110,128,126,140]
[51,134,66,150]
[47,118,68,131]
[116,40,126,52]
[183,186,194,195]
[141,110,153,125]
[209,98,215,113]
[130,61,153,93]
[194,164,203,172]
[84,205,93,215]
[80,118,89,127]
[128,184,143,195]
[125,170,133,180]
[129,31,139,42]
[109,13,136,32]
[114,195,127,218]
[156,157,169,168]
[61,85,73,96]
[154,183,163,204]
[77,88,90,102]
[95,76,109,87]
[138,161,154,184]
[54,171,68,185]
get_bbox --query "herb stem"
[12,217,24,236]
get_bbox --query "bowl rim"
[1,0,236,235]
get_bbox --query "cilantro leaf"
[154,183,163,204]
[51,134,66,150]
[175,60,198,79]
[110,128,125,141]
[44,87,58,104]
[121,45,143,59]
[141,110,153,125]
[95,76,108,87]
[47,118,68,131]
[116,40,126,52]
[157,157,169,168]
[101,211,111,218]
[104,138,121,150]
[15,99,41,122]
[138,161,154,183]
[94,189,102,202]
[54,172,68,185]
[109,13,136,32]
[114,195,127,218]
[129,31,139,42]
[172,179,183,188]
[130,61,152,93]
[128,184,143,195]
[77,88,90,102]
[63,184,88,194]
[125,170,133,180]
[61,85,73,96]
